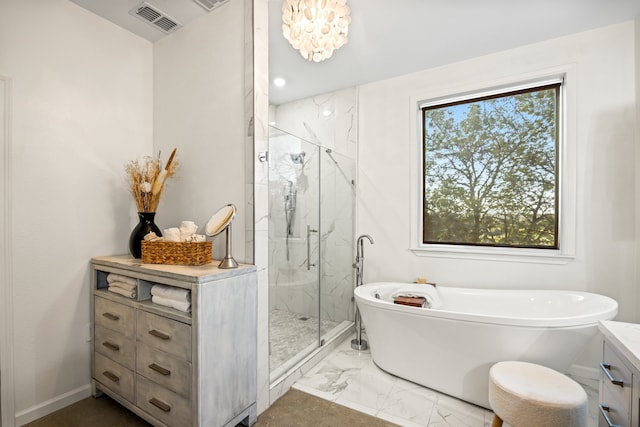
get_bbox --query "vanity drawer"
[94,352,134,402]
[136,310,191,361]
[599,380,630,427]
[94,296,134,338]
[601,341,632,409]
[94,325,134,369]
[136,374,192,427]
[137,341,192,398]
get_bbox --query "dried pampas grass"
[125,148,178,212]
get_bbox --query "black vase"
[129,212,162,258]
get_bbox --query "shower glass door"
[268,127,321,381]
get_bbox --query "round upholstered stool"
[488,361,587,427]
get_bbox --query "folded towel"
[152,295,191,313]
[107,273,136,287]
[108,285,137,299]
[144,231,162,241]
[151,284,190,302]
[184,234,206,243]
[108,280,137,293]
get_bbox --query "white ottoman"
[488,361,588,427]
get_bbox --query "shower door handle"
[307,225,317,270]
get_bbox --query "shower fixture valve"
[290,152,306,164]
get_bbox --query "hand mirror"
[205,204,238,269]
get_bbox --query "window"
[421,81,561,249]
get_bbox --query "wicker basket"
[141,240,212,266]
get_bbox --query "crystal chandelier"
[282,0,351,63]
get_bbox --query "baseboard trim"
[568,363,599,381]
[15,384,91,427]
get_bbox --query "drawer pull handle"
[102,312,120,321]
[102,370,120,383]
[149,363,171,376]
[600,362,625,387]
[148,329,171,341]
[102,341,120,352]
[598,404,621,427]
[149,397,171,413]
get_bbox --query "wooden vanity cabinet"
[90,255,257,427]
[599,334,640,427]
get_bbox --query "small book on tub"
[393,295,427,307]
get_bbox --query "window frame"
[421,82,561,249]
[409,68,576,264]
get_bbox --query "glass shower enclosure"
[268,126,355,382]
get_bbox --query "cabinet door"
[600,340,634,427]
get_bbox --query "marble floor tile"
[293,333,599,427]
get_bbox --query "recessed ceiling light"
[273,77,286,87]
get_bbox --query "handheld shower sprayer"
[284,180,297,237]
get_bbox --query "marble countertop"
[599,320,640,372]
[92,254,256,284]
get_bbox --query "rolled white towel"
[152,295,191,313]
[163,227,181,242]
[108,281,137,293]
[107,273,136,287]
[143,231,162,241]
[184,234,206,243]
[108,286,137,299]
[151,284,190,302]
[179,221,198,241]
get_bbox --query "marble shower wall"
[272,87,357,159]
[269,87,357,324]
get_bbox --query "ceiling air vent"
[130,2,182,34]
[193,0,230,12]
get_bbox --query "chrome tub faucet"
[352,234,373,351]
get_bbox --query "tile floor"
[292,333,599,427]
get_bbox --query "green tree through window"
[422,83,560,248]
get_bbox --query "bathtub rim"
[355,282,618,328]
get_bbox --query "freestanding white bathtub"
[354,282,618,409]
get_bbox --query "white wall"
[358,23,637,319]
[0,0,153,424]
[1,74,13,427]
[153,0,247,262]
[635,17,640,329]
